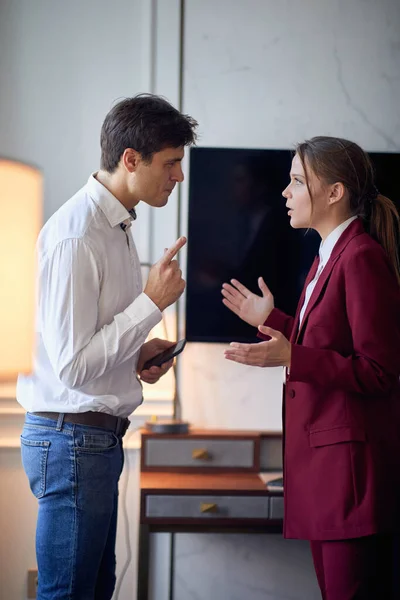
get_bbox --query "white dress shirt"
[17,174,161,417]
[298,216,358,327]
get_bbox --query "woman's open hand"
[221,277,274,327]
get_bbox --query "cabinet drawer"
[143,438,256,470]
[269,496,284,520]
[145,494,270,520]
[260,437,282,471]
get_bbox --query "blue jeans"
[21,413,124,600]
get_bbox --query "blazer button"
[289,389,295,398]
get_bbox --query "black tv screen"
[185,147,400,343]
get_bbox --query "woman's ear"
[328,182,346,206]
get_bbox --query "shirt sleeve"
[39,238,161,389]
[288,244,400,394]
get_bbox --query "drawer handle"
[200,503,218,513]
[192,448,210,460]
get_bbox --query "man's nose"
[172,165,184,183]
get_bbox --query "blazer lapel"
[295,254,340,343]
[294,218,365,343]
[290,256,319,343]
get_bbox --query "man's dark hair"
[100,94,198,172]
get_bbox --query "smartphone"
[142,339,187,370]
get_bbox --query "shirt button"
[288,389,295,398]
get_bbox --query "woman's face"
[282,153,328,230]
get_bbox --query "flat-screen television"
[185,147,400,343]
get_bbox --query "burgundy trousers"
[310,535,394,600]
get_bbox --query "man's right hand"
[144,237,187,312]
[221,277,274,327]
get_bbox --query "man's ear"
[122,148,141,173]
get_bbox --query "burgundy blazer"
[261,219,400,541]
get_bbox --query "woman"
[221,136,400,600]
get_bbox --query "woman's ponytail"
[368,193,400,285]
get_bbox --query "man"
[17,94,198,599]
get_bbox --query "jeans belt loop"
[56,413,65,431]
[116,417,128,437]
[124,418,130,436]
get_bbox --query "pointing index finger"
[161,236,187,264]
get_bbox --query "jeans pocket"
[21,437,50,499]
[75,432,119,453]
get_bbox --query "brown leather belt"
[31,411,130,437]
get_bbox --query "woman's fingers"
[221,286,243,306]
[222,282,244,300]
[230,279,251,298]
[222,298,242,318]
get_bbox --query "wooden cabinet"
[137,428,284,599]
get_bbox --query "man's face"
[133,146,185,208]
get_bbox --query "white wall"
[0,449,38,600]
[185,0,400,150]
[0,0,149,220]
[1,0,400,599]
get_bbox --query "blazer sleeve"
[257,308,295,341]
[288,244,400,394]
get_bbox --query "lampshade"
[0,159,42,380]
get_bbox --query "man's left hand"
[137,338,175,384]
[224,325,292,368]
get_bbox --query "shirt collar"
[319,216,358,267]
[86,173,136,229]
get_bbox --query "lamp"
[0,159,42,382]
